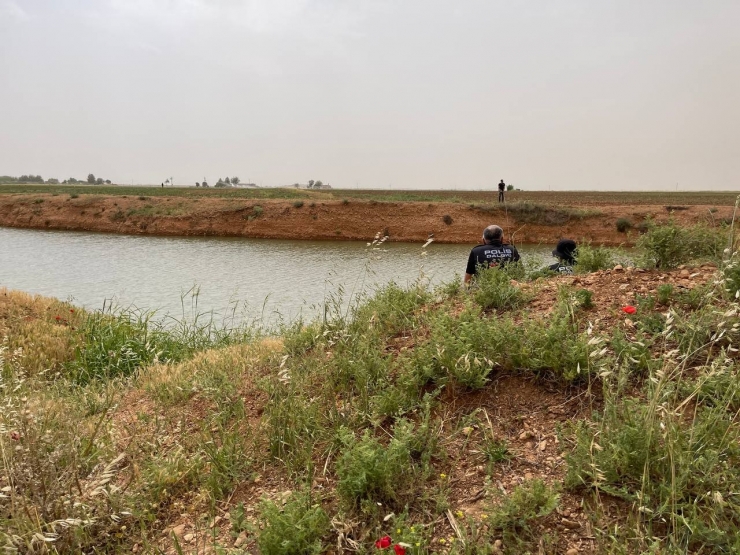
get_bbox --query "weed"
[615,218,632,232]
[257,490,329,555]
[293,200,304,208]
[656,283,674,304]
[342,199,349,205]
[443,214,453,225]
[637,221,725,268]
[574,288,594,309]
[472,266,527,311]
[33,198,44,204]
[252,205,263,217]
[575,243,614,273]
[336,417,436,509]
[110,209,125,222]
[488,479,559,535]
[482,437,510,466]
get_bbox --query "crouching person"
[548,239,577,274]
[464,225,520,284]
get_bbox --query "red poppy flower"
[10,431,20,441]
[375,536,392,549]
[69,309,75,313]
[622,306,637,315]
[393,545,406,555]
[54,315,61,320]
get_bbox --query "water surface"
[0,228,560,323]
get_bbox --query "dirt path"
[0,193,730,245]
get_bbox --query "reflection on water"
[0,228,562,323]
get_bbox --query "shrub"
[616,218,632,232]
[337,428,410,507]
[336,418,435,508]
[637,222,726,268]
[575,244,614,273]
[657,284,674,305]
[574,288,594,309]
[488,479,559,532]
[442,214,453,225]
[293,200,304,208]
[257,491,329,555]
[70,193,79,199]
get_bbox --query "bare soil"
[0,193,732,245]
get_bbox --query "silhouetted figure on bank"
[464,225,520,284]
[498,179,506,202]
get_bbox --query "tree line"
[0,174,112,185]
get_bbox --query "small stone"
[524,472,533,480]
[184,533,194,543]
[619,284,629,290]
[562,519,581,529]
[172,524,187,537]
[680,269,690,277]
[234,532,248,548]
[538,440,547,451]
[494,539,503,549]
[566,549,579,555]
[613,264,624,272]
[462,426,474,436]
[519,430,534,440]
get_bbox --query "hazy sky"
[1,1,739,190]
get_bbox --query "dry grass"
[0,288,80,376]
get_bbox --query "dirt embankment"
[0,193,730,245]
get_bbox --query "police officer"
[464,225,520,284]
[549,239,577,274]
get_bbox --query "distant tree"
[308,180,315,188]
[68,177,78,184]
[224,177,231,185]
[47,178,59,184]
[202,180,208,187]
[196,182,201,187]
[314,180,323,188]
[96,177,104,184]
[231,176,240,185]
[87,173,95,184]
[506,184,514,191]
[165,178,170,186]
[215,178,228,188]
[105,179,111,184]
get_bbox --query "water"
[0,228,560,323]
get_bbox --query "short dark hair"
[483,225,503,243]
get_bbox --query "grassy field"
[1,183,738,206]
[3,221,740,553]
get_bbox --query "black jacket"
[466,241,520,275]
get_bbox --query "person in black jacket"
[464,225,520,284]
[498,179,506,203]
[548,239,577,274]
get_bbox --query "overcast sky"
[1,1,738,190]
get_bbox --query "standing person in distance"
[464,225,520,284]
[498,179,506,203]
